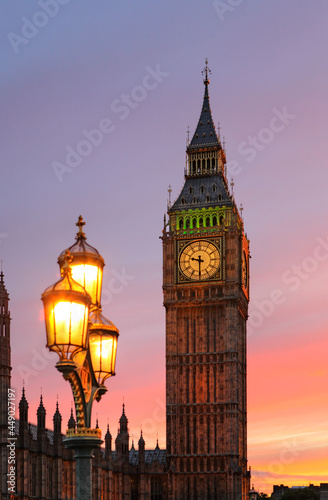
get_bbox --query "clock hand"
[191,254,204,278]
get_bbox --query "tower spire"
[187,60,220,153]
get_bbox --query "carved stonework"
[163,72,250,499]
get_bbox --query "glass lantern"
[88,308,119,386]
[58,216,105,308]
[41,251,91,366]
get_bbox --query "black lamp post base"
[64,431,103,500]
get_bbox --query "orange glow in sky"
[3,2,328,496]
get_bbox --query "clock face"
[242,251,248,288]
[179,240,220,280]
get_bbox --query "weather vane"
[168,185,172,206]
[186,125,190,146]
[201,58,211,83]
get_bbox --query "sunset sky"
[1,1,328,494]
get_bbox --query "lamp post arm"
[56,350,107,429]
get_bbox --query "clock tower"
[162,62,250,500]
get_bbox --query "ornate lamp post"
[41,216,119,500]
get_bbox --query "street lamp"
[57,215,104,308]
[41,216,119,500]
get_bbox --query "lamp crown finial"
[76,215,86,240]
[61,249,73,277]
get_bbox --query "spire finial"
[231,177,234,196]
[217,122,221,140]
[186,125,190,146]
[0,261,3,282]
[76,215,86,240]
[167,185,172,210]
[202,58,211,85]
[240,203,243,220]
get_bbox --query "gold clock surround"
[177,238,222,282]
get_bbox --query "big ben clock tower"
[162,61,250,500]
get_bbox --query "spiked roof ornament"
[188,59,220,150]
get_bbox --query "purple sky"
[1,1,328,493]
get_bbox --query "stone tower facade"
[0,271,11,499]
[162,66,250,499]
